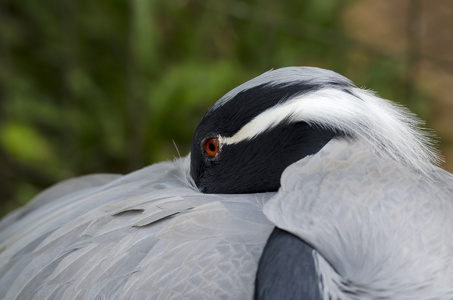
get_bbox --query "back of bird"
[0,157,274,299]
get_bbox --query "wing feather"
[264,139,453,299]
[0,157,274,299]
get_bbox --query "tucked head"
[190,67,440,194]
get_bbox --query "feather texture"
[264,138,453,299]
[0,157,274,299]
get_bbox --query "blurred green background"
[1,0,452,217]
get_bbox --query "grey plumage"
[1,66,452,299]
[0,174,121,233]
[265,139,453,298]
[0,159,274,299]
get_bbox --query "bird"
[1,66,452,299]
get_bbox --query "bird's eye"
[203,137,219,158]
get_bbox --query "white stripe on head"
[209,67,353,113]
[220,87,441,178]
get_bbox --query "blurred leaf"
[0,122,55,166]
[15,182,41,206]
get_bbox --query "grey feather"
[0,158,274,299]
[0,174,121,233]
[264,138,453,299]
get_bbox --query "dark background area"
[1,0,452,217]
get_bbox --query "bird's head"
[190,67,440,194]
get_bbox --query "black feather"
[255,227,322,300]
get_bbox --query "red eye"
[203,137,219,157]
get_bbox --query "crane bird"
[1,67,452,299]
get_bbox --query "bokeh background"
[1,0,452,217]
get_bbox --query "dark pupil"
[208,142,216,152]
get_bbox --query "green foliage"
[0,0,438,216]
[0,122,55,166]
